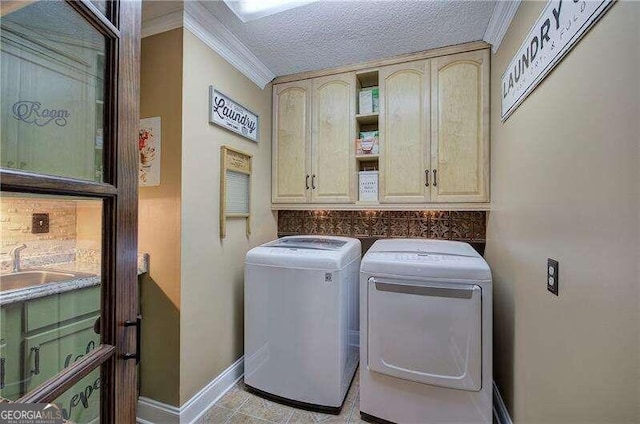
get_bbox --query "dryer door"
[367,277,482,391]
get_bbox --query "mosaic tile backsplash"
[277,210,486,242]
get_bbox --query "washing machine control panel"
[370,252,469,263]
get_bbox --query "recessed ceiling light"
[223,0,319,22]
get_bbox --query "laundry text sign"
[12,100,70,127]
[209,87,259,142]
[501,0,613,121]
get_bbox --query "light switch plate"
[547,258,559,296]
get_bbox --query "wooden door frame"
[0,0,141,422]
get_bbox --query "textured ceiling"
[202,0,496,77]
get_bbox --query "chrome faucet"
[9,244,27,273]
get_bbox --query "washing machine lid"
[268,237,348,250]
[246,236,361,270]
[361,239,491,281]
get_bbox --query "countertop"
[0,253,149,306]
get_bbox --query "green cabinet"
[24,314,100,421]
[0,304,23,400]
[24,315,100,391]
[0,285,100,423]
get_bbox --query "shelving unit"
[355,70,380,203]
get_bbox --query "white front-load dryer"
[245,236,361,413]
[360,239,492,423]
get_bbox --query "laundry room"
[0,1,638,423]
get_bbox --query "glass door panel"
[0,0,140,420]
[52,367,101,423]
[0,1,107,181]
[0,193,102,402]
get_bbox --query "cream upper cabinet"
[271,43,491,208]
[272,80,312,203]
[379,61,430,203]
[311,73,356,203]
[430,50,489,203]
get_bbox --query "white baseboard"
[137,396,180,424]
[137,356,244,424]
[493,381,513,424]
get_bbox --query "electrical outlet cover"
[547,258,559,296]
[32,213,50,234]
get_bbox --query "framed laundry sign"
[501,0,614,121]
[220,146,252,238]
[209,87,259,142]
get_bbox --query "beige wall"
[138,28,183,407]
[179,30,277,403]
[485,2,640,423]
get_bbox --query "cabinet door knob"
[425,169,430,187]
[0,357,5,389]
[305,175,309,190]
[312,175,316,190]
[433,169,438,187]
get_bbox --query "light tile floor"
[197,369,363,424]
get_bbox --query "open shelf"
[356,70,379,89]
[356,113,379,125]
[356,154,379,161]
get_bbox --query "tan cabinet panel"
[379,61,430,203]
[272,80,312,203]
[311,73,356,203]
[431,50,489,203]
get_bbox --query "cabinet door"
[24,314,100,390]
[379,61,430,203]
[272,80,312,203]
[311,73,356,203]
[0,305,23,400]
[431,50,489,203]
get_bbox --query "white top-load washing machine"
[245,236,361,412]
[360,239,492,424]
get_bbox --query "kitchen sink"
[0,269,97,292]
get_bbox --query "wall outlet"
[32,213,49,234]
[547,258,559,296]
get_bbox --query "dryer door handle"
[370,278,477,300]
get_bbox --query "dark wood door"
[0,1,140,421]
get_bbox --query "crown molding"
[483,0,521,53]
[141,9,183,39]
[183,1,275,89]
